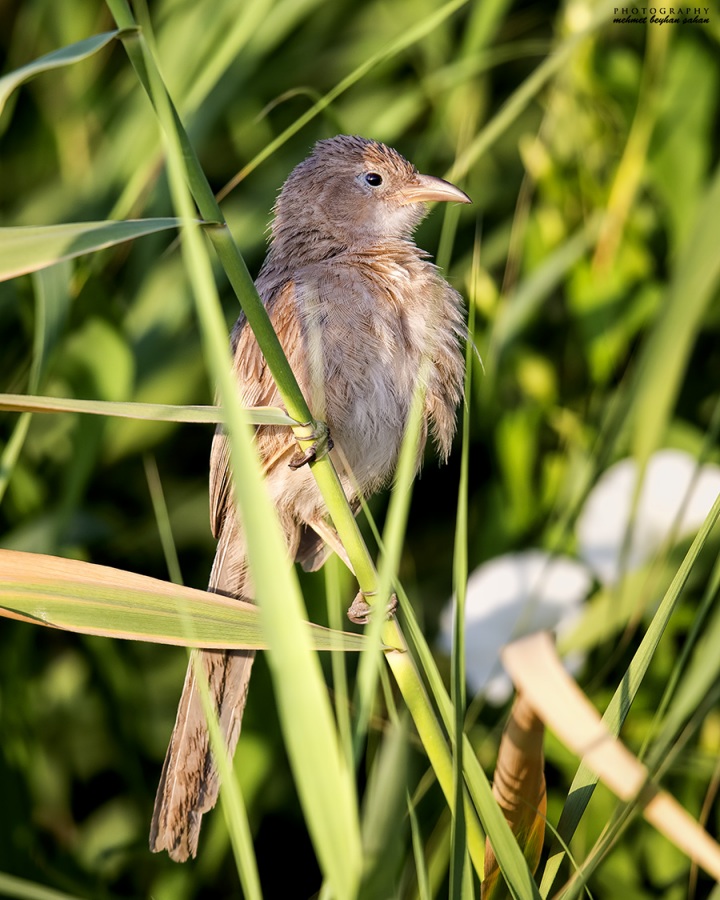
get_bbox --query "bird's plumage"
[150,135,469,860]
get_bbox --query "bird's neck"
[265,226,350,267]
[262,226,422,274]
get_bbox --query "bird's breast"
[295,257,441,492]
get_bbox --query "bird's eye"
[364,172,383,187]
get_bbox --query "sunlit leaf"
[0,550,368,652]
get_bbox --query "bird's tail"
[149,514,297,862]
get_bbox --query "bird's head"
[269,135,471,256]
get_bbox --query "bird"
[149,134,471,861]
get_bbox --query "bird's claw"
[347,591,398,625]
[288,445,318,469]
[288,421,334,470]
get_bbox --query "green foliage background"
[1,0,719,896]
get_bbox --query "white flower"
[577,449,720,585]
[439,550,592,705]
[441,450,720,703]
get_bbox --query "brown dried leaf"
[483,693,547,899]
[501,632,720,882]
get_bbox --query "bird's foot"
[347,591,398,625]
[289,420,334,470]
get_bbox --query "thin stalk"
[143,454,183,586]
[386,644,485,876]
[449,266,477,899]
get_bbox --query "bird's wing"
[209,281,307,539]
[153,282,310,862]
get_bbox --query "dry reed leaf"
[0,549,366,652]
[501,631,720,882]
[483,693,547,899]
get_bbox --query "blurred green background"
[1,0,719,896]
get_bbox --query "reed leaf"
[0,220,189,281]
[0,549,367,652]
[0,393,294,426]
[0,30,128,117]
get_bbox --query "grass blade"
[0,264,73,503]
[0,30,127,117]
[630,162,720,465]
[450,257,476,899]
[0,872,84,900]
[132,7,364,888]
[0,393,294,426]
[0,220,188,281]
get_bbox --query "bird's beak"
[399,174,472,206]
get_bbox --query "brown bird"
[150,135,470,861]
